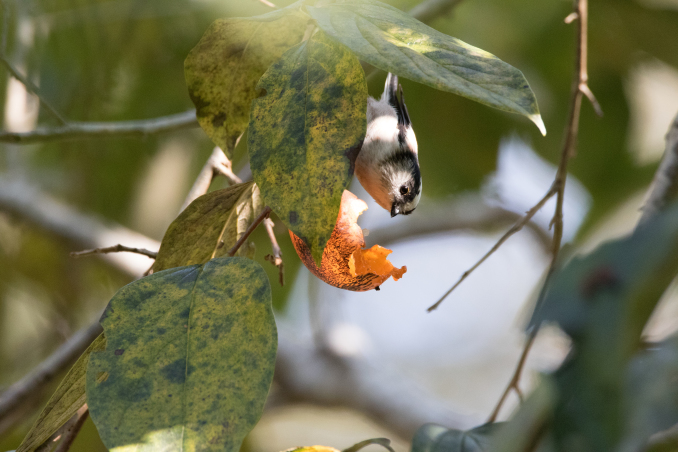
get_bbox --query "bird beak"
[391,204,399,217]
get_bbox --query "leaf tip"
[530,114,547,136]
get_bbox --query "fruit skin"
[290,190,406,292]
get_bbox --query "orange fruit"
[290,190,406,291]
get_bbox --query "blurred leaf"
[532,204,678,344]
[185,9,309,154]
[154,181,262,272]
[306,0,545,134]
[249,30,366,265]
[488,377,557,452]
[619,335,678,452]
[16,334,106,452]
[344,438,395,452]
[528,204,678,451]
[86,257,276,452]
[412,422,503,452]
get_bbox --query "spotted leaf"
[154,181,262,272]
[86,257,276,452]
[249,30,367,265]
[306,0,545,135]
[185,9,309,154]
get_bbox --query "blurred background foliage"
[0,0,677,450]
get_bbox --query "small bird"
[355,73,422,217]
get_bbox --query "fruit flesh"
[289,190,406,291]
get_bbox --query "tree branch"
[427,188,556,312]
[486,0,597,421]
[0,176,160,278]
[0,110,199,144]
[638,112,678,226]
[264,218,284,287]
[70,244,157,259]
[0,55,68,126]
[274,331,477,439]
[180,146,242,212]
[0,323,103,428]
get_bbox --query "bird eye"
[399,186,409,195]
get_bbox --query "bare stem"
[70,244,157,259]
[0,110,199,144]
[227,206,273,257]
[427,187,557,312]
[257,0,278,8]
[487,328,538,422]
[0,55,68,125]
[0,323,103,427]
[180,146,242,212]
[263,218,284,286]
[487,0,597,420]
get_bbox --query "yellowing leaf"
[185,10,309,154]
[86,257,276,452]
[153,181,262,272]
[306,0,545,135]
[249,30,367,265]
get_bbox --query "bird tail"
[381,72,399,105]
[381,73,411,127]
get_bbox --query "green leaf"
[248,29,367,265]
[154,182,262,272]
[185,10,309,154]
[16,334,106,452]
[411,422,503,452]
[306,0,545,135]
[527,204,678,451]
[619,334,678,452]
[531,203,678,350]
[343,438,395,452]
[86,257,276,452]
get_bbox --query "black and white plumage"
[355,73,422,217]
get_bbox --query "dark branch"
[70,244,158,259]
[0,323,103,426]
[227,206,272,257]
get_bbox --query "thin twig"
[263,218,284,287]
[487,328,538,423]
[0,55,68,125]
[70,244,157,259]
[427,187,557,312]
[0,323,103,426]
[487,0,597,420]
[52,404,89,452]
[0,110,199,144]
[227,206,272,257]
[180,146,242,212]
[257,0,278,8]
